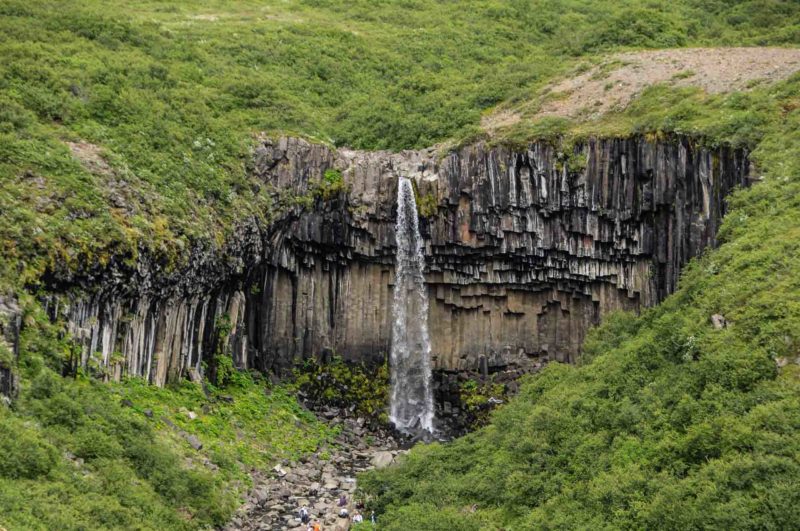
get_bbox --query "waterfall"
[389,177,435,433]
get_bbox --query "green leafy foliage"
[459,379,507,428]
[0,370,230,530]
[0,370,337,530]
[324,169,343,185]
[312,169,348,200]
[0,412,59,479]
[0,295,337,530]
[117,374,337,472]
[207,314,249,389]
[2,0,800,291]
[416,192,438,218]
[294,355,389,422]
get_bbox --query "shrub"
[211,353,249,390]
[29,369,63,399]
[294,355,389,421]
[0,413,58,479]
[312,168,348,200]
[416,192,438,218]
[324,168,343,185]
[72,426,123,460]
[458,379,507,427]
[34,391,86,428]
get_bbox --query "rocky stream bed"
[223,410,403,531]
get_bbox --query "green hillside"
[0,298,336,530]
[2,0,799,290]
[3,1,800,529]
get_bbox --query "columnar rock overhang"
[57,134,750,385]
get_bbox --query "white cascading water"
[389,177,435,433]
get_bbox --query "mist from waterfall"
[389,177,434,433]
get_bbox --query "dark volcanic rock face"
[0,296,21,400]
[56,135,749,387]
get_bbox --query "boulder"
[253,487,270,504]
[371,451,395,469]
[185,434,203,450]
[711,314,727,329]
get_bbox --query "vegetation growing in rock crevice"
[416,192,439,218]
[293,355,390,424]
[313,168,348,201]
[408,177,438,217]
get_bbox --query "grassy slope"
[359,75,800,529]
[2,0,799,289]
[0,299,337,530]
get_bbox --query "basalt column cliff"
[60,135,749,384]
[248,136,749,371]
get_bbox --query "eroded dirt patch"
[65,140,152,216]
[66,141,115,177]
[483,47,800,133]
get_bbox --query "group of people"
[298,495,375,530]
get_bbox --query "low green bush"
[0,412,58,479]
[294,355,389,422]
[458,379,507,427]
[72,426,124,460]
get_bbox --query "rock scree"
[482,47,800,133]
[223,410,401,531]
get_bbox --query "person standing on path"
[300,505,310,525]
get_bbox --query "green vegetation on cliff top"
[2,0,800,289]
